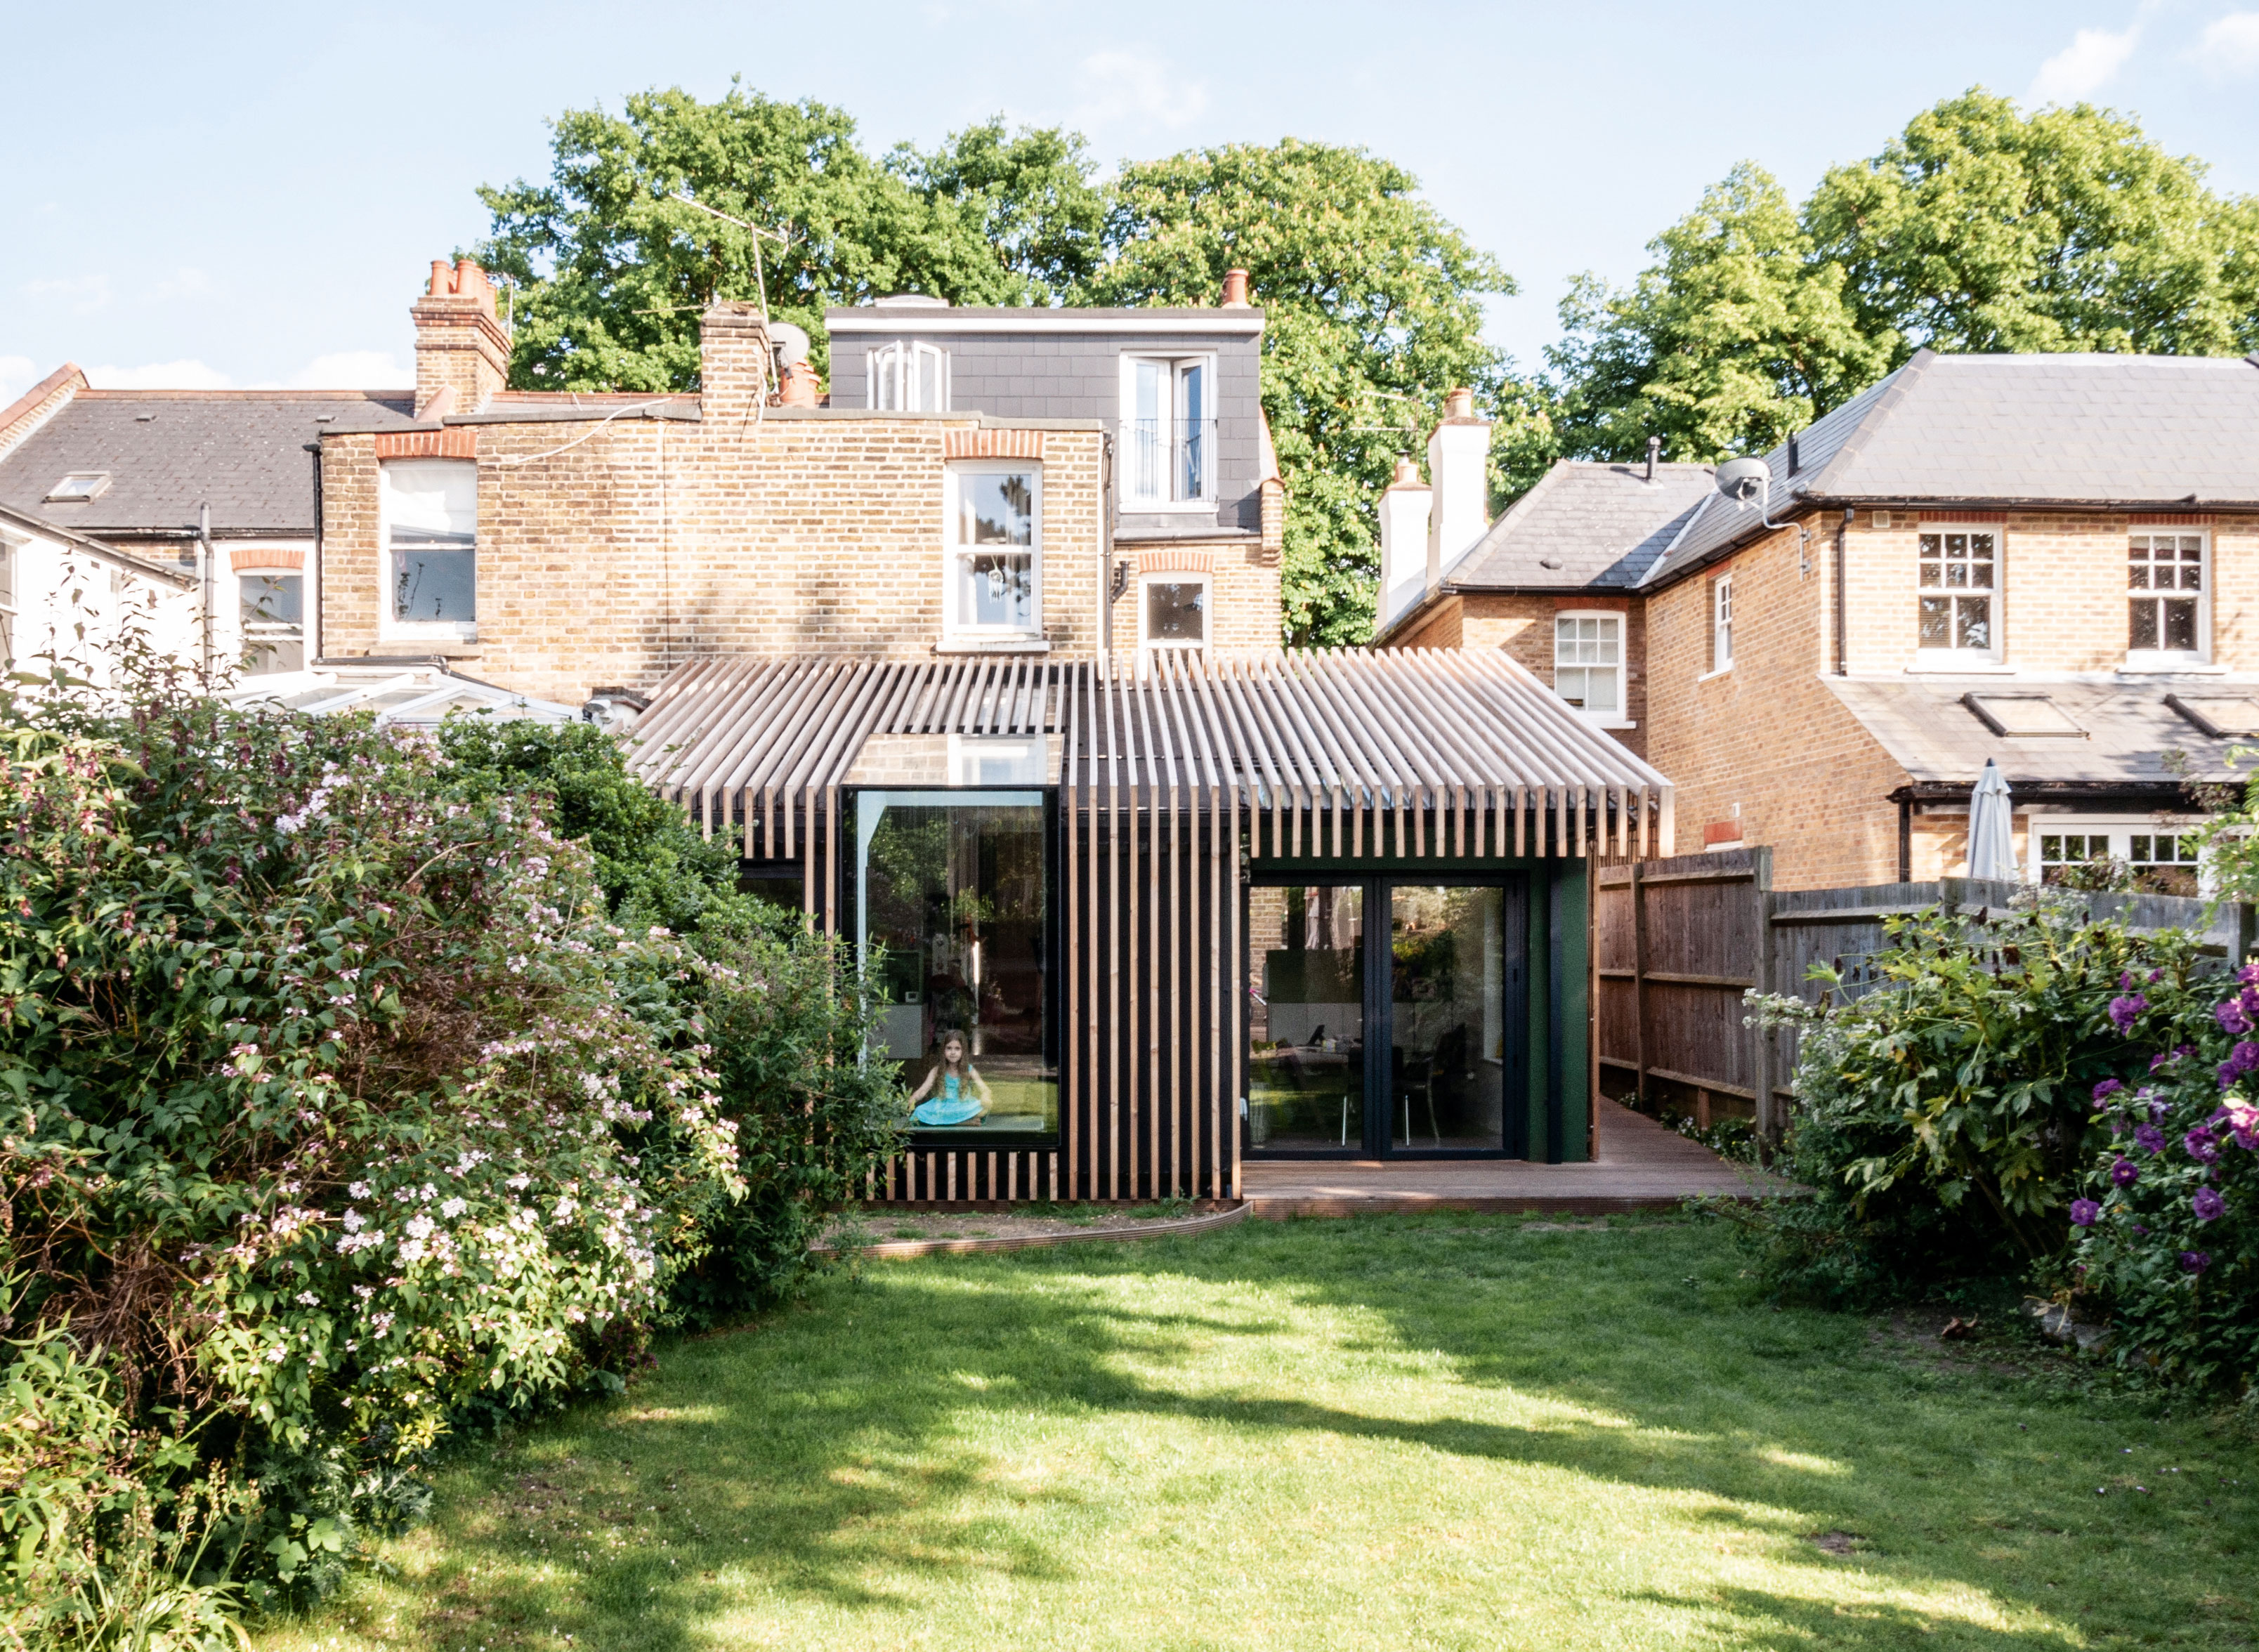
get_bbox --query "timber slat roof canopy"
[626,650,1674,860]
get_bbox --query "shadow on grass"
[384,1215,2245,1651]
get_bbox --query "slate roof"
[1824,675,2255,789]
[1441,460,1716,591]
[1643,350,2259,588]
[0,390,417,536]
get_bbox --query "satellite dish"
[1714,457,1772,501]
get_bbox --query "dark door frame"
[1244,870,1532,1160]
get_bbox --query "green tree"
[1807,89,2259,362]
[473,83,1101,388]
[1546,164,1888,464]
[1082,138,1517,645]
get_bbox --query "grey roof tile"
[1438,460,1716,595]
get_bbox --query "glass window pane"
[1249,884,1364,1150]
[1144,579,1206,645]
[393,549,476,622]
[1391,885,1507,1151]
[1956,596,1990,651]
[856,793,1054,1137]
[957,471,1033,546]
[956,551,1033,629]
[2165,598,2198,652]
[1919,596,1952,647]
[1557,667,1587,707]
[2131,599,2159,650]
[240,572,302,627]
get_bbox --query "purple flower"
[2121,971,2137,990]
[2108,995,2149,1034]
[2185,1129,2221,1164]
[2069,1198,2102,1227]
[2135,1123,2167,1154]
[2193,1187,2226,1223]
[2093,1078,2125,1104]
[2134,1224,2149,1236]
[2180,1250,2212,1275]
[2220,999,2253,1036]
[2111,1158,2140,1188]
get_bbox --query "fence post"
[1630,860,1649,1106]
[1751,846,1776,1139]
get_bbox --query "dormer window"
[46,472,110,503]
[868,341,948,411]
[1121,356,1214,505]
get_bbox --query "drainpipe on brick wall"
[196,501,212,683]
[304,441,324,662]
[1898,796,1913,884]
[1832,507,1851,674]
[1100,431,1115,655]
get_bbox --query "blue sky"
[4,0,2255,402]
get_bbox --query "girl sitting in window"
[907,1028,992,1127]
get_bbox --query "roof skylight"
[46,472,110,502]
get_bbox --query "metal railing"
[1121,418,1218,505]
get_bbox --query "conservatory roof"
[217,659,581,726]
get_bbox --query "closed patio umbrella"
[1965,759,2019,882]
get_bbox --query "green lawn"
[258,1214,2259,1651]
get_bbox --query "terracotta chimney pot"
[1445,387,1474,421]
[1220,268,1251,308]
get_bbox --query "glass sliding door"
[1388,884,1512,1151]
[853,790,1057,1140]
[1247,883,1366,1151]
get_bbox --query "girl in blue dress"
[907,1028,992,1127]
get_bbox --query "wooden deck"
[1240,1100,1773,1216]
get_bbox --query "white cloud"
[0,355,37,404]
[2030,20,2142,103]
[282,351,412,390]
[83,360,235,390]
[1073,51,1209,131]
[2196,11,2259,75]
[25,273,114,315]
[145,267,214,303]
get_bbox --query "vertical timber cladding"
[624,649,1675,1202]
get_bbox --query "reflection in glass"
[240,572,304,674]
[856,792,1056,1136]
[1248,884,1364,1149]
[1390,886,1507,1150]
[1144,579,1207,647]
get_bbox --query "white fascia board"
[826,314,1263,336]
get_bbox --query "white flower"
[266,1346,288,1364]
[397,1238,426,1263]
[341,1210,366,1233]
[295,1291,320,1306]
[552,1195,579,1224]
[405,1214,434,1240]
[348,1181,371,1200]
[440,1197,467,1219]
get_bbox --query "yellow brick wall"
[320,414,1195,706]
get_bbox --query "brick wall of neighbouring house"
[320,414,1167,705]
[1839,511,2259,671]
[1112,537,1283,650]
[1383,591,1648,760]
[1643,525,1911,889]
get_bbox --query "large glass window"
[868,341,948,411]
[1917,530,1996,657]
[1389,886,1508,1150]
[854,791,1056,1139]
[1248,884,1365,1150]
[381,459,476,629]
[1123,356,1214,504]
[238,571,304,674]
[945,465,1040,637]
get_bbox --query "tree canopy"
[1547,90,2259,466]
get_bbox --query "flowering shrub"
[2068,968,2259,1389]
[1728,896,2214,1302]
[0,662,742,1603]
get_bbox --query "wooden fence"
[1595,850,2256,1133]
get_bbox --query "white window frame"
[867,341,950,412]
[1552,609,1632,726]
[378,460,477,645]
[1915,527,2002,666]
[2125,528,2210,669]
[1137,571,1212,654]
[942,461,1043,646]
[1118,353,1218,509]
[2027,816,2210,893]
[0,531,18,666]
[233,562,308,676]
[1708,572,1734,675]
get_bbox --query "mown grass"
[258,1213,2258,1651]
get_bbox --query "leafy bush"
[1727,896,2212,1302]
[0,666,742,1608]
[2067,968,2259,1390]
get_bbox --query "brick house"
[289,258,1672,1195]
[1377,351,2259,892]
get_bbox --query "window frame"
[1118,353,1219,509]
[0,531,18,666]
[1137,571,1212,654]
[377,459,478,643]
[1914,527,2002,666]
[2126,528,2210,669]
[1552,608,1631,726]
[234,565,307,676]
[2028,815,2210,896]
[1708,572,1734,675]
[941,461,1044,645]
[867,340,950,412]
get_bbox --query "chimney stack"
[1220,268,1251,308]
[699,302,774,422]
[1425,387,1491,589]
[410,257,509,418]
[1377,454,1433,630]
